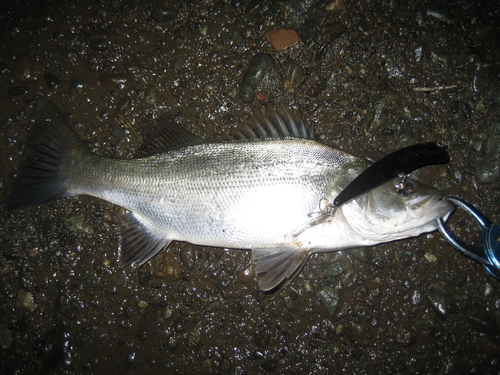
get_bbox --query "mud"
[1,0,500,374]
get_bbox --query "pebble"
[395,327,417,347]
[237,264,255,283]
[138,266,152,285]
[284,63,303,93]
[180,246,196,269]
[89,31,110,51]
[45,73,63,89]
[232,30,245,46]
[264,29,300,51]
[255,332,270,348]
[476,160,500,184]
[187,104,201,117]
[116,95,131,112]
[12,54,33,82]
[240,53,273,103]
[316,287,340,316]
[325,262,345,278]
[187,325,201,347]
[207,301,222,312]
[7,86,28,96]
[0,324,13,350]
[138,301,148,309]
[467,314,499,335]
[469,133,487,155]
[426,292,449,320]
[106,273,124,295]
[347,248,373,264]
[261,358,278,371]
[67,215,94,234]
[202,358,215,375]
[100,74,128,89]
[144,87,157,104]
[68,77,84,95]
[282,0,316,23]
[449,294,468,314]
[151,3,178,22]
[411,289,424,305]
[424,252,438,262]
[325,0,345,13]
[300,18,317,44]
[154,254,181,280]
[17,290,37,312]
[168,335,178,348]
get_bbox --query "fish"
[3,98,455,293]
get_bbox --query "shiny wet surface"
[1,0,500,373]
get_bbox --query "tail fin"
[3,98,78,209]
[3,138,71,209]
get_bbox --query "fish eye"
[394,178,415,196]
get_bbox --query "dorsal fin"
[136,116,204,158]
[235,104,315,141]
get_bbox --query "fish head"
[345,177,455,241]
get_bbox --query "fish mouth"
[408,193,455,223]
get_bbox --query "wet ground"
[1,0,500,374]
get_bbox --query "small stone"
[427,292,449,320]
[45,73,63,89]
[138,266,152,286]
[467,314,499,335]
[187,325,201,348]
[317,287,340,316]
[325,0,345,13]
[68,77,84,95]
[202,358,215,375]
[469,133,487,155]
[264,29,300,51]
[207,301,222,312]
[424,252,438,262]
[144,87,157,104]
[395,327,417,347]
[116,95,131,112]
[255,332,270,348]
[476,160,500,184]
[138,301,148,309]
[12,54,33,82]
[221,357,231,371]
[283,290,299,311]
[186,104,201,117]
[237,264,255,283]
[325,262,345,277]
[261,358,278,371]
[180,246,195,269]
[8,86,29,96]
[0,324,13,349]
[66,215,94,234]
[154,253,181,280]
[449,294,469,314]
[17,290,37,312]
[347,248,373,264]
[411,289,424,305]
[168,335,178,348]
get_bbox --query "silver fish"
[4,99,454,292]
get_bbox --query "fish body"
[4,99,454,292]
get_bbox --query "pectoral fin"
[120,213,171,267]
[252,246,310,292]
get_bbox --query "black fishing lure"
[333,143,450,208]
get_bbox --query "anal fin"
[252,246,310,293]
[119,213,171,267]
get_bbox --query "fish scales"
[65,139,357,249]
